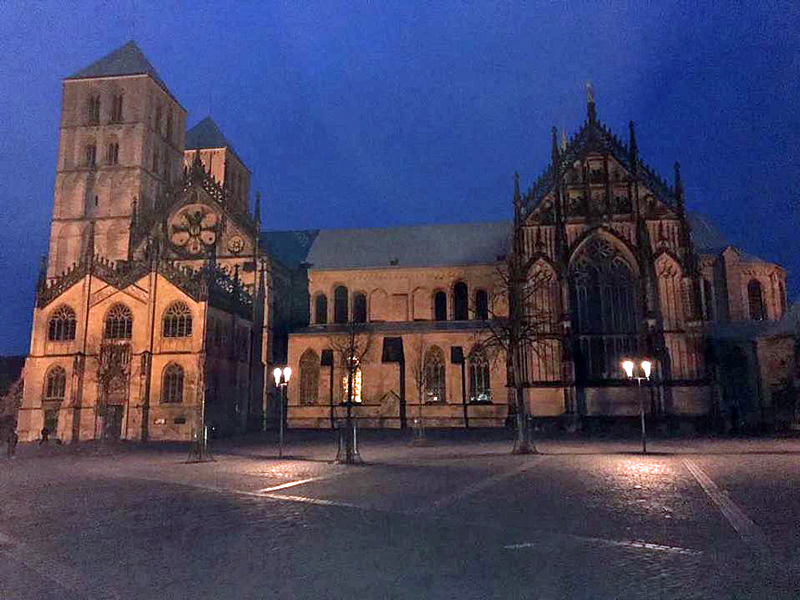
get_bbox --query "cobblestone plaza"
[1,433,799,598]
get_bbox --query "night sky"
[1,1,798,355]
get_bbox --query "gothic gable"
[523,105,678,225]
[131,156,256,261]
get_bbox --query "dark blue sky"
[1,1,798,354]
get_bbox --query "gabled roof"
[525,104,674,212]
[67,41,165,85]
[301,221,511,270]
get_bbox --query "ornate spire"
[586,81,596,124]
[560,127,568,152]
[254,190,261,230]
[512,172,524,256]
[551,126,560,169]
[628,121,638,174]
[37,255,47,289]
[674,162,685,216]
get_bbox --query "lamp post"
[272,366,292,458]
[622,359,652,454]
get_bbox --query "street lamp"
[622,359,652,454]
[273,366,292,458]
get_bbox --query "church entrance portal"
[103,405,123,440]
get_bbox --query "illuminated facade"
[9,42,796,441]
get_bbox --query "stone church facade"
[13,42,794,441]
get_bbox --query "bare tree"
[406,334,431,444]
[480,174,560,454]
[327,321,374,463]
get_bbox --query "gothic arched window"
[315,294,328,324]
[299,349,320,405]
[161,364,184,403]
[341,363,362,403]
[468,346,491,403]
[353,293,367,323]
[104,304,132,340]
[87,95,100,124]
[424,346,446,403]
[334,286,348,324]
[748,280,765,321]
[48,305,76,341]
[44,366,67,403]
[453,282,468,320]
[475,289,489,320]
[569,237,637,380]
[434,291,447,321]
[163,302,193,338]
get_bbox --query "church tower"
[46,41,186,277]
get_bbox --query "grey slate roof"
[67,41,165,86]
[258,212,759,271]
[687,212,728,253]
[259,230,320,269]
[303,221,511,270]
[186,117,231,150]
[185,117,248,169]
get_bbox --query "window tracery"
[44,366,66,403]
[299,349,320,405]
[468,346,491,402]
[424,346,446,403]
[570,237,637,380]
[104,304,132,340]
[163,302,192,338]
[48,305,76,341]
[161,363,184,403]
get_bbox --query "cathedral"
[13,41,796,442]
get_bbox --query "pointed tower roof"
[185,117,248,170]
[67,41,164,84]
[185,117,231,150]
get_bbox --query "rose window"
[170,206,219,255]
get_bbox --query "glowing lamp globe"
[622,360,635,379]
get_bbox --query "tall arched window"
[341,364,362,403]
[44,366,67,403]
[299,349,320,405]
[569,237,637,380]
[453,282,468,320]
[104,304,133,339]
[334,286,348,324]
[48,305,76,341]
[87,95,100,124]
[161,364,184,403]
[353,293,367,323]
[434,291,447,321]
[315,294,328,324]
[475,289,489,320]
[163,302,192,337]
[424,346,446,403]
[748,279,765,321]
[468,346,491,403]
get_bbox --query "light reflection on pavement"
[1,435,800,599]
